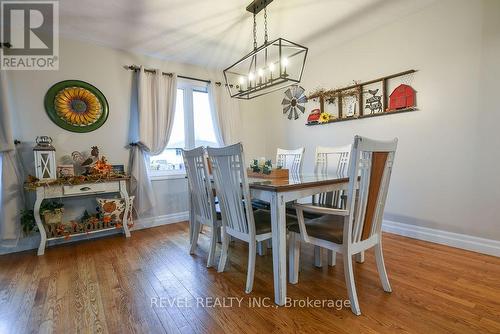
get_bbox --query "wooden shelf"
[305,107,417,126]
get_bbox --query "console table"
[32,179,131,255]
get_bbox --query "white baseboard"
[383,219,500,257]
[132,211,189,230]
[0,211,189,256]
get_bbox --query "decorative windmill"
[282,85,308,120]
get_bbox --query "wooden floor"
[1,223,500,334]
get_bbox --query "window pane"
[167,89,185,149]
[150,148,184,172]
[193,90,218,147]
[150,89,185,173]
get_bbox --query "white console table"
[33,179,131,255]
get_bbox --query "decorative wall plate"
[44,80,109,133]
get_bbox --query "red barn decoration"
[388,84,416,111]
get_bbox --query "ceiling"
[59,0,436,69]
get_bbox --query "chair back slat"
[346,137,397,244]
[276,147,304,174]
[314,145,351,209]
[182,147,215,225]
[207,143,255,236]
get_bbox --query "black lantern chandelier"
[223,0,308,99]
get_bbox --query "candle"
[268,63,275,81]
[282,58,289,76]
[248,72,255,88]
[257,68,264,85]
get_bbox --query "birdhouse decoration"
[33,136,57,181]
[388,84,416,111]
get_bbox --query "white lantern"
[34,136,57,181]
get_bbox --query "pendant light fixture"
[223,0,308,99]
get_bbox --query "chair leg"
[257,241,267,256]
[218,230,230,273]
[343,252,361,316]
[328,250,336,267]
[189,221,201,255]
[374,242,392,292]
[288,232,300,284]
[314,246,323,268]
[216,225,222,243]
[355,251,365,263]
[246,241,257,294]
[207,225,217,268]
[267,239,272,249]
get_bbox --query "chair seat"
[288,214,345,244]
[253,209,297,235]
[251,199,270,210]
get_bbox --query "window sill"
[150,172,186,181]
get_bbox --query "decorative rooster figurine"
[72,146,99,167]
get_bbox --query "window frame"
[150,79,215,180]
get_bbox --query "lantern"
[34,136,57,181]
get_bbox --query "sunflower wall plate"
[44,80,109,133]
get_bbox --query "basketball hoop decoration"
[282,85,307,120]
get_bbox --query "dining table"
[247,173,349,305]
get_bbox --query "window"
[150,80,219,177]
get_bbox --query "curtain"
[129,68,177,216]
[208,78,242,146]
[0,71,24,247]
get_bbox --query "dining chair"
[289,136,398,315]
[207,143,297,293]
[252,147,304,254]
[182,147,221,268]
[251,147,305,211]
[276,147,305,174]
[313,144,352,267]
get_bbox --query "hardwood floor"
[1,222,500,334]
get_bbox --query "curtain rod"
[124,65,231,87]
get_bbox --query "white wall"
[6,37,240,223]
[240,0,500,241]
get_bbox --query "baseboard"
[132,211,189,230]
[0,211,189,256]
[382,219,500,257]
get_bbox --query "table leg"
[355,251,365,263]
[34,187,47,256]
[270,192,287,306]
[120,181,131,238]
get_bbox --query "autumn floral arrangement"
[21,146,132,239]
[24,146,127,190]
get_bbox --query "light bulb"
[258,68,264,77]
[239,76,245,84]
[269,63,275,72]
[282,58,289,67]
[248,72,255,81]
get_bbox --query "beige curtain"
[0,71,24,246]
[208,79,242,146]
[129,68,177,216]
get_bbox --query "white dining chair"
[276,147,305,174]
[289,136,398,315]
[182,147,221,268]
[313,144,352,267]
[207,143,297,293]
[253,147,305,255]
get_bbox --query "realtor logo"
[1,0,59,70]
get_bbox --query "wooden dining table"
[247,174,349,305]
